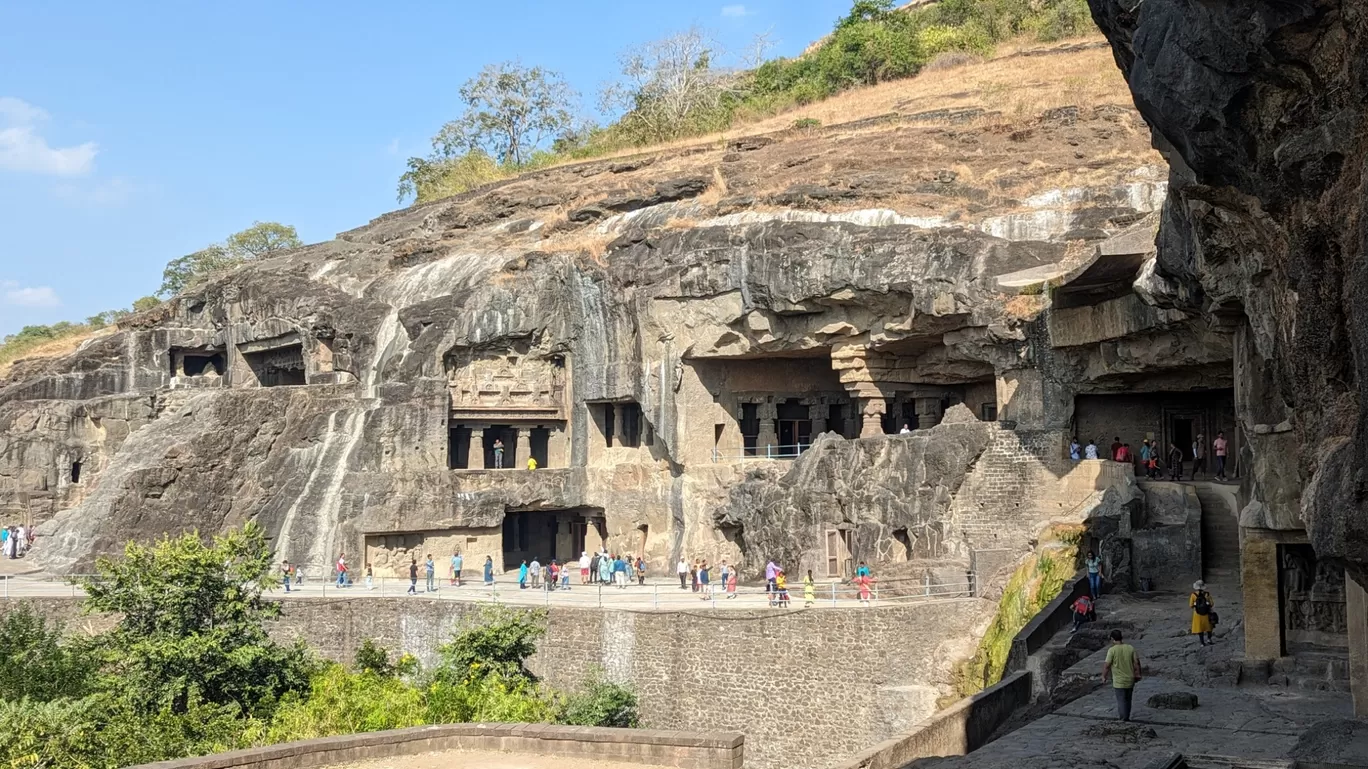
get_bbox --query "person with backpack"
[1070,593,1094,633]
[1191,580,1216,645]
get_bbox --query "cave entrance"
[776,398,812,457]
[242,343,307,387]
[1073,390,1237,473]
[502,508,604,566]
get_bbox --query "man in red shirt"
[1110,436,1123,460]
[1213,432,1229,480]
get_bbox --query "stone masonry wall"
[270,597,994,769]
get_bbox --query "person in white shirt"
[899,424,912,434]
[1084,440,1099,460]
[579,551,591,585]
[677,557,689,590]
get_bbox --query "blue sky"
[0,0,851,337]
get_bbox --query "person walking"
[336,552,348,588]
[493,438,505,469]
[590,551,601,584]
[776,569,791,608]
[615,554,629,589]
[518,560,529,589]
[281,560,293,593]
[1191,580,1216,645]
[1103,629,1141,721]
[1084,439,1099,460]
[364,562,374,591]
[1213,432,1229,480]
[1193,434,1206,478]
[1168,442,1185,480]
[483,555,494,586]
[804,570,816,607]
[1139,440,1152,477]
[765,559,779,603]
[529,557,542,589]
[677,556,689,589]
[425,554,436,592]
[1085,550,1104,599]
[635,556,646,586]
[407,558,418,595]
[561,561,572,589]
[726,566,738,598]
[580,551,591,584]
[1070,593,1093,634]
[599,553,613,585]
[690,559,700,592]
[451,551,463,586]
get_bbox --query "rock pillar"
[514,427,531,469]
[757,401,779,455]
[548,424,569,468]
[469,427,487,469]
[916,397,944,429]
[1349,573,1368,716]
[810,411,827,436]
[1242,531,1283,660]
[859,398,886,438]
[613,404,629,446]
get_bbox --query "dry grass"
[0,327,112,380]
[543,36,1130,170]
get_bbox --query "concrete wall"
[270,597,992,769]
[125,723,744,769]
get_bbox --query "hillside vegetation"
[402,0,1097,203]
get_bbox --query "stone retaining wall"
[831,671,1032,769]
[125,723,744,769]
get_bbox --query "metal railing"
[1,572,976,610]
[710,443,813,462]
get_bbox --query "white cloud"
[0,96,97,176]
[721,4,753,17]
[2,283,61,308]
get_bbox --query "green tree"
[131,296,162,313]
[432,606,546,685]
[79,523,313,715]
[157,223,302,297]
[0,604,98,702]
[837,0,895,29]
[437,61,576,169]
[396,150,505,204]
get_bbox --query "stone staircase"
[1192,482,1241,583]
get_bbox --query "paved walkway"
[0,570,971,612]
[326,749,673,769]
[916,581,1356,769]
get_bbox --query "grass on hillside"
[0,326,109,380]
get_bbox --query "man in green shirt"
[1102,629,1141,721]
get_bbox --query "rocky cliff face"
[0,43,1210,588]
[1087,1,1368,574]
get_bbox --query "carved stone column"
[859,398,887,438]
[514,427,531,469]
[548,424,569,468]
[916,397,944,429]
[756,401,779,455]
[469,427,486,469]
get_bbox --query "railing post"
[767,444,773,459]
[653,584,658,610]
[873,582,879,604]
[831,582,837,607]
[597,583,602,608]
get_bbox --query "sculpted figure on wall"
[448,349,566,417]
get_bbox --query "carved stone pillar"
[1349,573,1368,716]
[756,401,779,455]
[859,398,886,438]
[548,424,569,468]
[613,403,629,446]
[469,427,486,469]
[514,427,531,469]
[916,397,944,429]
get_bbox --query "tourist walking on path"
[483,555,494,586]
[765,559,779,602]
[407,558,418,595]
[614,554,628,588]
[530,558,542,589]
[493,438,505,469]
[854,573,873,605]
[726,566,738,598]
[336,553,348,588]
[518,560,529,589]
[1071,593,1093,633]
[561,561,572,589]
[590,551,601,584]
[635,556,646,586]
[1192,434,1206,478]
[281,560,292,593]
[1084,439,1098,460]
[776,569,791,608]
[1139,440,1153,478]
[699,561,711,599]
[677,557,688,589]
[599,553,613,585]
[1191,580,1216,645]
[425,554,436,592]
[580,551,591,584]
[451,551,463,586]
[1103,629,1141,722]
[1070,437,1081,461]
[1213,432,1229,480]
[804,570,816,607]
[1168,442,1184,480]
[690,559,700,592]
[364,562,374,591]
[1086,551,1104,599]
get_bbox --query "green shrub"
[433,606,547,685]
[0,603,99,702]
[792,117,822,130]
[558,671,640,728]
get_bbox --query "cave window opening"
[448,425,472,469]
[600,404,616,448]
[182,353,224,377]
[530,426,550,467]
[981,404,998,422]
[71,461,82,484]
[776,398,812,456]
[827,404,846,438]
[620,402,642,448]
[892,528,912,562]
[242,344,307,387]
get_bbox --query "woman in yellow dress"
[1190,580,1215,645]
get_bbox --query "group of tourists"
[1070,431,1232,481]
[677,556,734,599]
[513,550,645,590]
[1,524,31,559]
